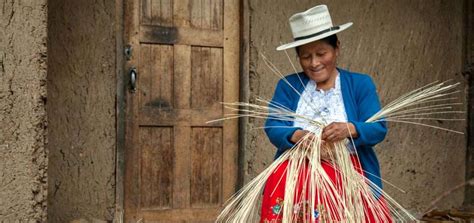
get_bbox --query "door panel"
[191,47,223,109]
[139,126,174,209]
[139,44,174,109]
[124,0,239,222]
[190,127,222,207]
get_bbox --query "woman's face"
[298,40,339,83]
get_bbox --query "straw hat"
[277,5,353,51]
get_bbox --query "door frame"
[113,0,250,221]
[115,0,126,220]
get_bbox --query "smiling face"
[297,40,340,87]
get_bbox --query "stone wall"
[47,0,116,221]
[244,0,466,215]
[0,0,48,221]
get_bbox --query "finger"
[335,128,348,140]
[330,134,343,142]
[324,130,337,142]
[321,128,333,140]
[329,132,337,140]
[328,134,342,142]
[322,123,335,132]
[332,126,346,139]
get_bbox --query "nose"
[310,56,320,67]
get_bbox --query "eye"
[300,54,311,59]
[316,52,327,57]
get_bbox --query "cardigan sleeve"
[350,76,387,147]
[264,79,302,154]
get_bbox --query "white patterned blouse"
[293,73,355,152]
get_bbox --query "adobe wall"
[0,0,48,221]
[465,0,474,207]
[47,0,116,221]
[2,0,466,221]
[245,0,466,216]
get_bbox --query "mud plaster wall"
[47,0,116,222]
[466,0,474,206]
[245,0,466,215]
[0,0,48,221]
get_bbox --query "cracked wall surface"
[0,0,48,221]
[47,0,116,222]
[245,0,466,216]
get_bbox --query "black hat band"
[294,26,340,41]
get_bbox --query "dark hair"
[295,34,339,55]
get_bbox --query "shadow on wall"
[47,0,117,222]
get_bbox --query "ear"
[336,40,341,56]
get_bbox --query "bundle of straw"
[209,54,463,223]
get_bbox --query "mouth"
[309,66,324,73]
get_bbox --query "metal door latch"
[129,67,137,92]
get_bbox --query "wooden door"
[123,0,240,222]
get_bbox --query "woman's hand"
[291,130,318,149]
[290,129,314,144]
[291,130,333,160]
[321,122,358,143]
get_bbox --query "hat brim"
[276,22,353,51]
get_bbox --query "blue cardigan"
[264,68,387,191]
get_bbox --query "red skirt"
[260,155,392,222]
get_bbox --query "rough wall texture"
[466,0,474,206]
[47,0,116,222]
[0,0,48,221]
[245,0,466,216]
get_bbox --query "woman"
[260,5,390,222]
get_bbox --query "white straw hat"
[277,5,353,51]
